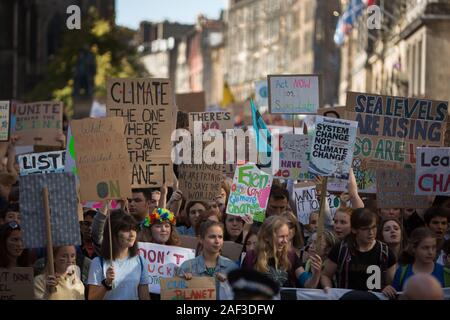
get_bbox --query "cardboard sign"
[14,101,63,146]
[176,91,206,112]
[274,134,310,180]
[18,151,65,175]
[268,74,321,114]
[255,80,268,108]
[226,163,273,223]
[188,111,233,133]
[178,164,224,202]
[0,101,11,141]
[309,116,358,179]
[160,277,216,300]
[415,147,450,195]
[0,267,34,300]
[346,92,449,168]
[376,168,429,209]
[293,182,343,225]
[317,106,346,119]
[138,242,195,294]
[178,236,243,262]
[107,78,174,188]
[71,117,132,202]
[20,173,81,248]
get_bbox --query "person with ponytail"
[321,208,397,292]
[242,215,322,288]
[387,228,449,295]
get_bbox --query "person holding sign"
[34,246,85,300]
[242,216,322,288]
[321,209,397,293]
[223,213,253,245]
[87,212,150,300]
[0,222,30,269]
[177,220,237,300]
[139,208,180,246]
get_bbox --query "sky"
[116,0,228,29]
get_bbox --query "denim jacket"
[177,254,238,299]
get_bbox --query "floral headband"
[144,208,176,227]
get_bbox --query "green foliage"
[26,7,147,117]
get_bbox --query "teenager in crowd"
[378,208,402,220]
[303,212,318,245]
[88,212,150,300]
[0,172,16,212]
[139,207,180,246]
[423,206,450,265]
[79,209,97,260]
[377,217,406,260]
[177,220,237,299]
[34,245,85,300]
[321,208,397,292]
[223,213,253,244]
[333,207,352,241]
[0,221,29,268]
[242,226,259,256]
[242,216,322,288]
[266,185,290,218]
[177,201,207,236]
[306,230,337,273]
[387,228,448,295]
[0,202,21,225]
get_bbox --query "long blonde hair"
[255,216,291,273]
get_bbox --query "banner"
[20,173,80,248]
[107,78,174,188]
[280,288,388,300]
[18,151,65,175]
[226,163,273,223]
[188,111,233,133]
[0,101,11,141]
[0,267,34,300]
[14,101,63,146]
[178,164,224,202]
[415,147,450,195]
[268,75,321,114]
[176,91,206,112]
[346,92,449,168]
[71,117,132,202]
[274,134,310,180]
[293,182,343,224]
[138,242,195,294]
[160,277,216,300]
[309,116,358,179]
[376,168,429,209]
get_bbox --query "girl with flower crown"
[138,208,181,246]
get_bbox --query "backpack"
[337,240,389,289]
[398,265,450,289]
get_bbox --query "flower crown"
[143,208,176,227]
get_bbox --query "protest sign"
[415,147,450,195]
[188,111,233,133]
[317,106,346,119]
[71,117,132,202]
[0,101,11,141]
[176,91,206,113]
[138,242,195,294]
[309,116,358,179]
[0,267,34,300]
[177,236,243,261]
[20,173,80,248]
[226,163,273,223]
[160,277,216,300]
[178,164,224,202]
[293,182,343,225]
[268,74,321,114]
[14,101,63,146]
[346,92,449,168]
[107,78,174,188]
[18,151,65,175]
[64,126,77,176]
[273,134,310,180]
[376,168,429,209]
[255,80,268,110]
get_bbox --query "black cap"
[228,268,280,299]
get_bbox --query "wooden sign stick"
[315,177,328,257]
[43,187,56,293]
[108,211,113,262]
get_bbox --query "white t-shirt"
[88,255,149,300]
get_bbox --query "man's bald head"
[402,273,444,300]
